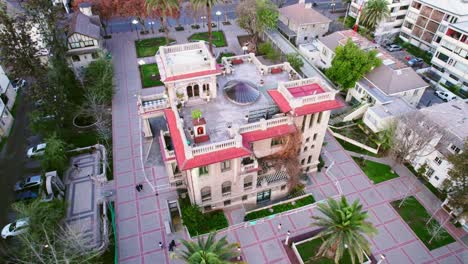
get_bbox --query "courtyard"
[107,23,467,264]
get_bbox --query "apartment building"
[137,42,343,210]
[278,0,331,45]
[66,3,103,76]
[410,100,467,189]
[431,21,468,91]
[399,0,468,52]
[0,65,17,110]
[0,98,14,139]
[348,0,411,43]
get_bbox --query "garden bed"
[179,197,228,237]
[391,196,455,250]
[352,157,399,184]
[335,138,378,157]
[217,52,235,63]
[135,37,174,58]
[139,64,163,88]
[244,195,315,221]
[295,236,367,264]
[188,31,227,47]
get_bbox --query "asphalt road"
[418,86,445,108]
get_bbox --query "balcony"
[241,158,259,174]
[257,170,289,188]
[159,130,175,160]
[138,93,169,117]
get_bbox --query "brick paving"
[108,30,467,263]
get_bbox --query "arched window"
[221,181,231,196]
[244,176,253,190]
[201,186,211,202]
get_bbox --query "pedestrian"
[159,241,163,249]
[138,183,143,191]
[74,163,81,172]
[277,223,282,232]
[168,243,174,252]
[135,185,141,192]
[170,240,176,248]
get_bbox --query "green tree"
[360,0,390,31]
[190,0,219,54]
[236,0,278,52]
[375,122,395,153]
[42,134,68,172]
[146,0,180,45]
[325,39,381,90]
[175,232,239,263]
[442,140,468,223]
[258,42,280,61]
[311,196,377,264]
[286,53,304,72]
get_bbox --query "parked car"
[11,78,26,92]
[14,175,42,192]
[1,218,29,239]
[408,57,423,67]
[435,90,457,102]
[15,190,39,202]
[26,143,47,158]
[385,44,402,52]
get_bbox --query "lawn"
[189,31,227,47]
[217,52,235,63]
[391,196,455,250]
[335,137,378,157]
[179,197,228,237]
[352,157,399,184]
[139,63,163,88]
[296,237,362,264]
[244,195,315,221]
[135,37,174,58]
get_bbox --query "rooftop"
[369,98,415,119]
[0,65,9,94]
[418,0,468,16]
[364,66,429,95]
[420,100,468,142]
[68,11,101,39]
[279,3,331,26]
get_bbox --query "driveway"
[108,30,466,264]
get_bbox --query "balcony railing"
[241,159,259,173]
[159,130,175,159]
[278,77,337,109]
[238,116,292,133]
[138,94,169,116]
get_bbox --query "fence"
[328,128,379,154]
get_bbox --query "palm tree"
[360,0,390,31]
[146,0,180,44]
[175,232,239,263]
[311,196,377,264]
[190,0,219,54]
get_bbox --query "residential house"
[399,0,468,52]
[137,42,343,210]
[0,65,17,110]
[278,0,331,45]
[430,21,468,91]
[410,100,467,189]
[66,3,103,76]
[349,0,412,43]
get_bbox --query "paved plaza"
[108,28,467,263]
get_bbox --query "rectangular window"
[201,190,211,202]
[307,155,312,163]
[271,137,283,146]
[70,42,81,49]
[71,55,80,62]
[304,36,308,41]
[309,114,314,128]
[434,176,439,181]
[242,195,248,201]
[434,157,442,165]
[244,179,253,190]
[301,116,306,132]
[224,200,231,206]
[91,52,99,59]
[313,133,318,141]
[436,52,449,62]
[450,144,461,154]
[301,159,305,165]
[84,40,95,47]
[204,205,212,211]
[199,166,209,176]
[305,137,310,143]
[221,160,231,172]
[426,168,435,177]
[303,146,308,152]
[222,185,231,196]
[280,185,286,191]
[317,112,323,124]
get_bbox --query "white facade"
[0,65,17,110]
[349,0,412,43]
[0,99,14,138]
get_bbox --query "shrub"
[258,42,280,61]
[179,197,228,236]
[244,195,315,221]
[286,53,304,72]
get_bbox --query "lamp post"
[284,230,291,246]
[376,254,386,264]
[149,21,155,34]
[201,16,207,28]
[330,0,336,12]
[237,246,241,261]
[132,19,140,40]
[216,11,222,29]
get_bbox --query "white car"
[435,90,457,102]
[27,143,47,158]
[1,218,29,239]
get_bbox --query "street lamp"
[132,19,140,40]
[284,230,291,246]
[330,0,336,13]
[216,11,222,29]
[376,254,386,264]
[201,16,207,28]
[237,246,241,261]
[149,21,155,34]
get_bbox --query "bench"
[231,58,244,65]
[271,68,283,74]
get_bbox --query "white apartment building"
[66,3,103,76]
[137,42,343,210]
[0,98,14,139]
[278,0,331,45]
[410,100,467,189]
[431,21,468,91]
[399,0,468,52]
[0,65,17,110]
[348,0,412,43]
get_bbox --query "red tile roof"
[242,124,297,143]
[163,68,222,82]
[268,90,344,116]
[287,83,325,98]
[268,90,292,113]
[164,108,251,170]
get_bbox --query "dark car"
[15,191,39,202]
[408,57,424,67]
[14,175,42,192]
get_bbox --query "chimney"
[79,2,93,16]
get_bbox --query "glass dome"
[223,80,260,105]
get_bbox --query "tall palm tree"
[175,232,239,263]
[311,196,377,264]
[146,0,179,44]
[360,0,390,31]
[190,0,219,54]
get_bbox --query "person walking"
[135,184,141,192]
[277,223,282,232]
[159,241,164,249]
[138,183,143,191]
[168,240,176,251]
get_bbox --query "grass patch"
[139,64,163,88]
[217,52,235,63]
[352,157,399,184]
[244,195,315,221]
[296,236,363,264]
[179,197,228,237]
[335,137,378,157]
[188,31,227,47]
[135,37,173,58]
[395,38,433,64]
[391,196,455,250]
[330,125,379,148]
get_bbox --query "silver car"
[14,175,42,192]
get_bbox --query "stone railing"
[238,116,292,133]
[241,159,258,173]
[162,42,203,54]
[191,135,242,156]
[138,93,169,115]
[278,77,337,108]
